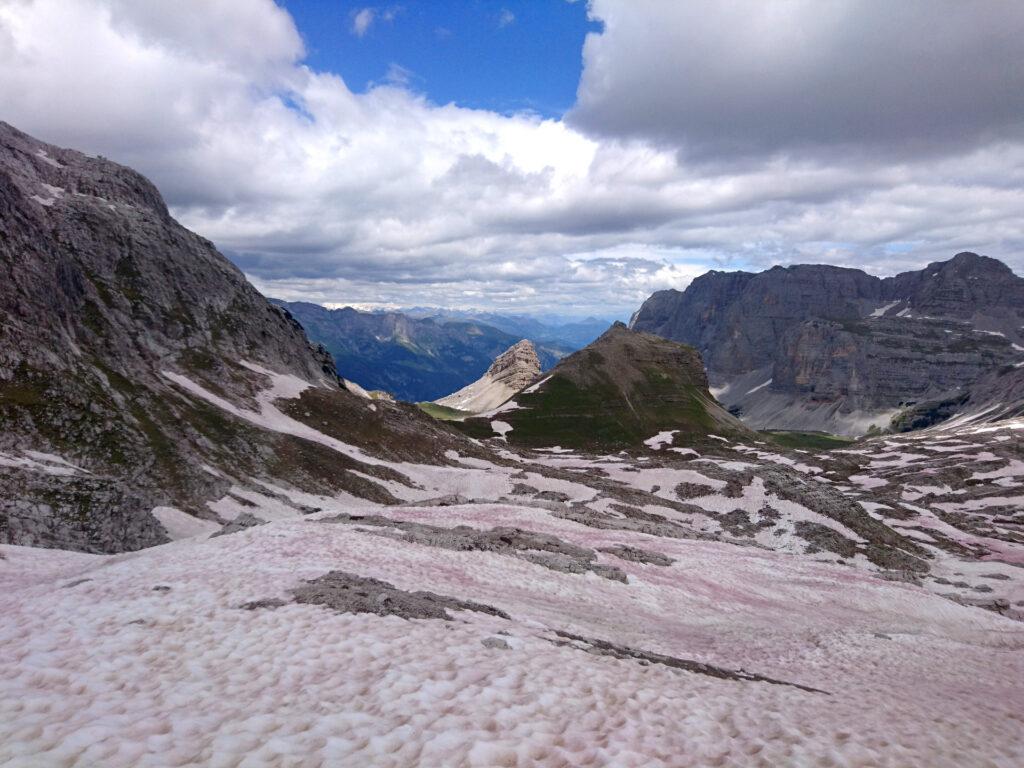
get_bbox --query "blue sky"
[281,1,600,117]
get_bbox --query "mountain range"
[2,122,1023,766]
[402,307,616,349]
[631,253,1024,434]
[272,300,574,402]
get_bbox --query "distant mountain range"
[631,252,1024,434]
[273,301,605,402]
[401,308,617,350]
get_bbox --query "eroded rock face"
[246,571,510,621]
[0,121,474,552]
[631,254,1024,434]
[434,339,542,413]
[486,340,542,391]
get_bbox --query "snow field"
[2,508,1023,767]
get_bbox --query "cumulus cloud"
[0,0,1020,318]
[572,0,1024,160]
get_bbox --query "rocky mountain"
[457,323,750,448]
[0,122,476,553]
[435,339,542,413]
[273,300,566,402]
[631,253,1024,434]
[4,121,1024,766]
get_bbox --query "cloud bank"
[0,0,1021,315]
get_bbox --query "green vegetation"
[0,379,47,407]
[417,402,470,421]
[762,430,855,451]
[454,366,729,450]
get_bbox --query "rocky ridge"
[0,122,478,553]
[631,253,1024,434]
[456,323,750,448]
[435,339,542,413]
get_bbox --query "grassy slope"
[416,402,471,421]
[761,430,855,450]
[455,366,732,450]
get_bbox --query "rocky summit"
[456,323,751,448]
[435,339,542,413]
[631,254,1024,435]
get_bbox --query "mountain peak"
[455,322,749,448]
[434,339,541,413]
[485,339,541,385]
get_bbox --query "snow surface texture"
[4,365,1024,766]
[2,502,1023,767]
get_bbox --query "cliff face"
[435,339,542,414]
[631,253,1024,434]
[0,122,468,553]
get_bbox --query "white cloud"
[498,9,515,28]
[0,0,1020,318]
[351,7,375,37]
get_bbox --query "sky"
[1,0,1022,317]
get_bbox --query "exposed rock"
[210,513,267,538]
[631,254,1024,434]
[481,636,511,650]
[289,571,510,621]
[549,630,829,694]
[598,544,675,566]
[435,339,542,413]
[321,513,628,581]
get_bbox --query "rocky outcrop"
[274,301,564,401]
[457,323,750,448]
[435,339,541,413]
[0,122,473,552]
[631,253,1024,434]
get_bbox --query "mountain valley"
[1,124,1023,767]
[274,300,571,402]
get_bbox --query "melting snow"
[490,420,513,438]
[745,378,772,395]
[151,506,221,540]
[869,300,901,317]
[0,451,87,477]
[643,430,678,450]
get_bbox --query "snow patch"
[644,430,678,450]
[151,506,220,540]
